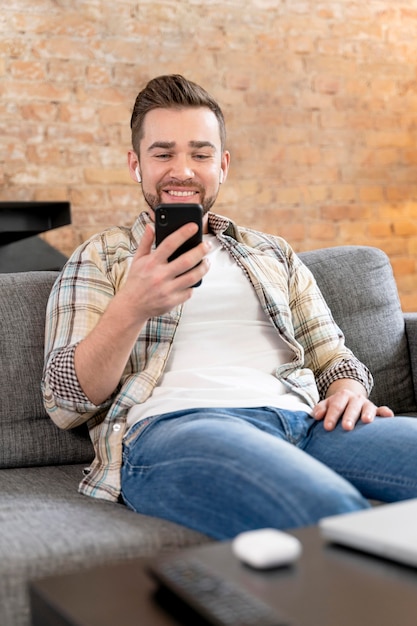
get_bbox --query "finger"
[356,402,377,426]
[376,405,394,418]
[154,222,199,261]
[322,395,351,431]
[342,395,381,430]
[361,404,394,424]
[172,255,211,290]
[168,240,211,281]
[312,400,327,421]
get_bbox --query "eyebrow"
[147,140,217,152]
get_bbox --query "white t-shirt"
[127,235,311,428]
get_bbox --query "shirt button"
[113,424,121,432]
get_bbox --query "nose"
[169,155,195,181]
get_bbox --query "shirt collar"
[130,210,237,246]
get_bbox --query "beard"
[142,180,218,216]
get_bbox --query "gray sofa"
[0,245,416,626]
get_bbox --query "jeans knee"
[315,484,370,522]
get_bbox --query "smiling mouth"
[166,190,198,197]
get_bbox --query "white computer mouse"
[232,528,302,569]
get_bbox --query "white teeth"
[167,190,196,197]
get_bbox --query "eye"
[154,153,172,160]
[193,153,211,160]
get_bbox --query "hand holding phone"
[155,203,204,287]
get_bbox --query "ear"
[219,150,230,185]
[127,150,141,183]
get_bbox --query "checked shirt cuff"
[316,358,373,400]
[46,344,92,405]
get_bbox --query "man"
[43,75,417,540]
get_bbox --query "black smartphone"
[155,203,204,286]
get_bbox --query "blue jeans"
[121,407,417,540]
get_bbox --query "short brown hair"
[130,74,226,154]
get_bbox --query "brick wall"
[1,0,416,310]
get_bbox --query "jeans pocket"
[122,414,161,462]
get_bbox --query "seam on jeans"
[123,455,313,528]
[339,470,417,489]
[272,408,313,446]
[123,414,161,447]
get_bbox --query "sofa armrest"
[405,313,417,406]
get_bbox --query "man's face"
[129,107,229,225]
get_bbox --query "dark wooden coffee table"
[30,525,417,626]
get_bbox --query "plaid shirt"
[42,211,372,502]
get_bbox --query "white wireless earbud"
[135,166,141,183]
[219,170,224,184]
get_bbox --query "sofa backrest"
[0,246,414,469]
[0,271,94,469]
[300,246,416,415]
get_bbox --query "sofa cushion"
[300,246,416,415]
[0,464,208,626]
[0,272,94,469]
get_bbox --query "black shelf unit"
[0,201,71,272]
